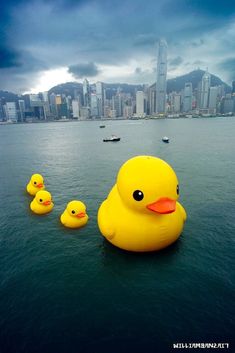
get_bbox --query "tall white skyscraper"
[156,39,167,114]
[200,70,211,109]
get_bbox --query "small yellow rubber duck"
[30,190,54,215]
[98,155,187,252]
[26,174,45,196]
[60,200,89,228]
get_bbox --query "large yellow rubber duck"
[60,200,89,228]
[30,190,54,215]
[26,174,45,196]
[98,155,187,252]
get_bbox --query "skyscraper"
[83,79,90,107]
[156,39,167,114]
[96,82,104,117]
[183,83,192,112]
[232,81,235,95]
[200,70,211,109]
[136,91,144,116]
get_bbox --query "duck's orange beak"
[37,183,43,188]
[147,197,176,214]
[76,212,86,218]
[43,200,51,206]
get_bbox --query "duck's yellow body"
[98,156,187,252]
[60,201,89,229]
[26,174,45,196]
[30,190,54,215]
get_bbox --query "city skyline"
[0,0,235,94]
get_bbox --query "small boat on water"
[103,135,121,142]
[162,136,169,143]
[100,125,105,128]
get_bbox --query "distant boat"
[103,135,121,142]
[99,125,105,128]
[162,136,169,143]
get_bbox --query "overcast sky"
[0,0,235,93]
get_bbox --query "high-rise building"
[200,70,211,109]
[83,79,90,107]
[148,84,156,115]
[232,81,235,95]
[4,102,18,122]
[90,93,98,117]
[136,91,144,116]
[72,100,80,119]
[18,100,25,122]
[183,83,192,112]
[96,82,104,117]
[156,39,167,114]
[112,93,123,117]
[169,92,181,113]
[208,86,218,112]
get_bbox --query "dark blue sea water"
[0,118,234,353]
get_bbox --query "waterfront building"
[183,83,192,112]
[18,100,25,122]
[156,39,167,114]
[148,84,156,115]
[123,105,133,118]
[208,86,218,113]
[4,102,18,122]
[80,107,90,120]
[169,92,181,113]
[40,92,50,119]
[221,94,234,114]
[96,82,104,117]
[200,70,211,109]
[136,91,145,116]
[29,94,46,120]
[90,93,98,117]
[72,100,80,119]
[232,81,235,95]
[109,109,117,119]
[112,93,123,117]
[83,79,90,107]
[49,93,57,117]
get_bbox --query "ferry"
[162,136,169,143]
[103,135,121,142]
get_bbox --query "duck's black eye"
[72,210,75,214]
[34,181,37,185]
[133,190,144,201]
[176,185,179,195]
[39,199,43,202]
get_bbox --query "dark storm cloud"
[0,46,21,68]
[219,58,235,77]
[0,0,235,91]
[162,0,235,18]
[169,56,183,66]
[68,62,100,78]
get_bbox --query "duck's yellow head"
[117,156,179,215]
[35,190,52,206]
[30,174,45,189]
[66,201,87,218]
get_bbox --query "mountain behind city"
[0,69,231,102]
